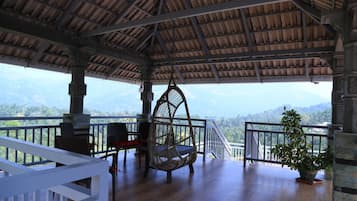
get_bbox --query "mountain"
[215,103,331,142]
[0,66,141,114]
[0,63,332,117]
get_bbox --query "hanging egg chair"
[148,79,197,183]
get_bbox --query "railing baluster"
[32,128,35,164]
[46,127,50,147]
[40,128,43,162]
[5,130,9,160]
[257,131,260,160]
[311,136,314,155]
[24,129,27,164]
[263,132,266,161]
[15,129,18,163]
[270,132,273,160]
[319,136,322,154]
[102,125,105,153]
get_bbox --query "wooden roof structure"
[0,0,343,84]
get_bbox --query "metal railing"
[205,120,233,160]
[153,117,207,155]
[0,116,138,166]
[243,122,329,167]
[0,116,228,165]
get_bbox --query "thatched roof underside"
[0,0,344,84]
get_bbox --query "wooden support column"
[140,65,153,122]
[334,1,357,200]
[63,48,91,136]
[141,81,153,121]
[326,46,344,179]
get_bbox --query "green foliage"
[216,106,331,143]
[271,109,331,171]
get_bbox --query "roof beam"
[152,38,333,56]
[106,0,154,79]
[305,60,310,78]
[150,0,165,49]
[301,10,309,80]
[156,24,325,48]
[56,0,83,28]
[291,0,336,33]
[253,63,262,82]
[151,75,331,85]
[156,34,185,83]
[0,10,150,66]
[240,9,255,52]
[31,41,50,63]
[158,9,301,32]
[240,8,262,82]
[136,32,153,51]
[153,47,334,66]
[133,5,152,16]
[291,0,321,23]
[183,0,219,82]
[104,0,138,31]
[302,11,308,48]
[107,61,125,77]
[83,0,288,36]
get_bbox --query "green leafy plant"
[271,109,330,173]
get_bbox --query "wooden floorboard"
[108,152,332,201]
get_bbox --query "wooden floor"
[108,152,332,201]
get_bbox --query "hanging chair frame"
[147,78,197,183]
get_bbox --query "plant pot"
[324,166,333,180]
[298,169,317,183]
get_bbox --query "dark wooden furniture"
[105,123,141,173]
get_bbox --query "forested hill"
[215,103,331,142]
[0,103,330,143]
[0,104,133,117]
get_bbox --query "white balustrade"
[0,136,108,201]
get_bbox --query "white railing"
[205,120,233,160]
[0,136,108,201]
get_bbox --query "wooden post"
[62,48,91,148]
[327,42,344,179]
[141,81,153,121]
[140,65,153,122]
[334,1,357,200]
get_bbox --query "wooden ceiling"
[0,0,344,84]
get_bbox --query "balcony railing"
[243,122,329,167]
[0,116,139,166]
[0,136,108,201]
[0,116,232,165]
[205,120,233,160]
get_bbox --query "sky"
[0,63,332,117]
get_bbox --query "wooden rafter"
[0,10,150,66]
[156,34,185,83]
[83,0,288,36]
[240,8,261,82]
[183,0,219,82]
[153,47,334,66]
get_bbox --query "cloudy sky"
[0,63,332,117]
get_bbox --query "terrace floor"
[108,152,332,201]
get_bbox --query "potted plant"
[271,109,331,183]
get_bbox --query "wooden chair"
[105,123,141,173]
